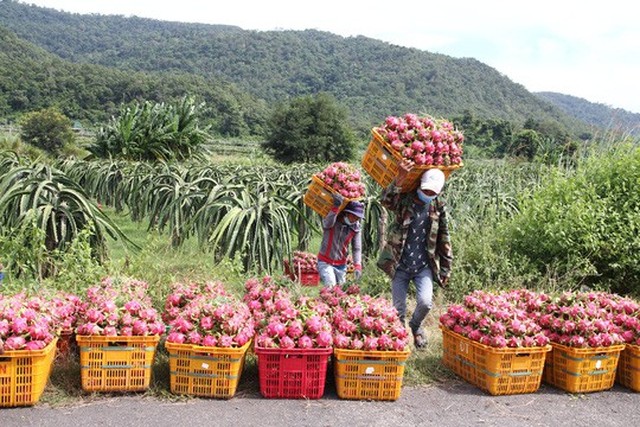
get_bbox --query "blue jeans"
[391,266,433,335]
[317,261,347,287]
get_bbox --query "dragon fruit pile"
[440,289,638,349]
[164,280,254,348]
[0,293,55,352]
[75,277,165,337]
[315,162,366,199]
[244,276,333,349]
[375,113,464,166]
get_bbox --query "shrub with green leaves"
[503,144,640,294]
[18,107,75,155]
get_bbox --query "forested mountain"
[0,25,269,134]
[535,92,640,137]
[0,0,590,137]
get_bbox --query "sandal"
[413,331,427,349]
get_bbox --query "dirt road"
[4,381,638,427]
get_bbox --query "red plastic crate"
[255,346,332,399]
[283,260,320,286]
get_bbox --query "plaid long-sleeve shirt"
[376,181,453,282]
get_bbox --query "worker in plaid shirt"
[377,159,453,349]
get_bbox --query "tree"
[507,129,541,159]
[19,107,75,154]
[263,93,355,164]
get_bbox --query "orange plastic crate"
[303,175,357,218]
[255,346,332,399]
[165,340,251,399]
[441,326,550,395]
[361,129,462,192]
[333,347,410,401]
[283,260,320,286]
[0,338,58,407]
[77,335,160,392]
[617,344,640,392]
[543,342,625,393]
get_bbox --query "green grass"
[102,207,249,307]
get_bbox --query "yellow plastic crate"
[77,335,160,392]
[544,342,625,393]
[361,129,461,192]
[165,340,251,399]
[303,175,351,217]
[333,347,410,401]
[0,338,58,407]
[617,344,640,392]
[441,326,550,395]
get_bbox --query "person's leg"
[391,268,412,325]
[317,260,337,287]
[408,266,434,348]
[334,265,347,285]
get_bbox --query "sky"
[17,0,640,114]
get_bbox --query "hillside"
[535,92,640,137]
[0,25,269,135]
[0,0,588,136]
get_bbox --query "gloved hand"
[332,192,344,207]
[354,268,362,282]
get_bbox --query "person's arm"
[381,159,413,210]
[323,192,343,229]
[351,228,363,281]
[436,202,453,286]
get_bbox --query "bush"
[503,144,640,295]
[19,107,75,154]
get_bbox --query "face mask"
[344,217,354,226]
[417,191,435,205]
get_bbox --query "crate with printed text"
[165,340,251,399]
[333,347,410,401]
[543,342,625,393]
[441,326,550,395]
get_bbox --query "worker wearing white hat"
[377,160,453,349]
